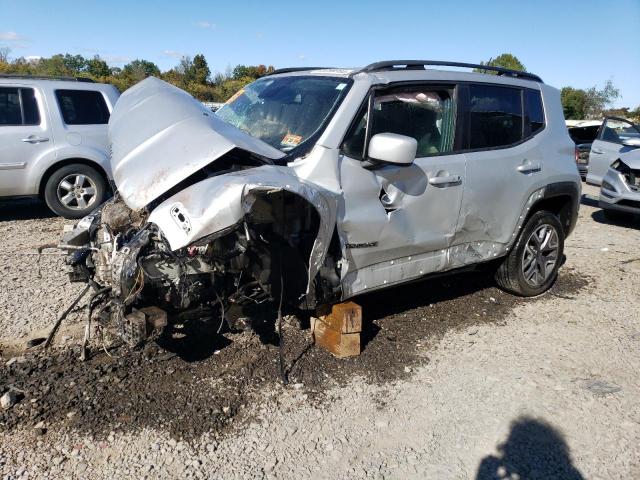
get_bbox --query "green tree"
[191,54,210,84]
[561,80,620,119]
[123,59,161,81]
[561,87,588,119]
[86,55,111,77]
[476,53,526,73]
[584,80,619,118]
[231,64,274,80]
[61,53,87,73]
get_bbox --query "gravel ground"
[0,184,639,479]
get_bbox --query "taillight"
[574,146,580,163]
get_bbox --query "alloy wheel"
[57,174,98,211]
[521,223,559,287]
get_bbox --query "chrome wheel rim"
[57,174,98,211]
[522,224,559,287]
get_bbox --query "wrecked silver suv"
[60,61,580,346]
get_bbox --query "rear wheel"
[44,164,106,219]
[495,210,564,296]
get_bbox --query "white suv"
[0,75,119,218]
[62,61,580,345]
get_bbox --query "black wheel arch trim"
[537,181,580,237]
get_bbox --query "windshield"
[216,76,351,152]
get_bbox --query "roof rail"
[265,67,334,76]
[0,74,95,83]
[354,60,543,83]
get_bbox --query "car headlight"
[602,180,617,192]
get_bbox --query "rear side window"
[524,89,544,135]
[55,89,110,125]
[0,87,41,126]
[468,84,523,149]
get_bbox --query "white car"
[0,75,119,218]
[61,61,580,346]
[586,116,640,187]
[600,148,640,220]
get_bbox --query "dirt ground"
[0,184,638,479]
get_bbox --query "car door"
[337,84,466,296]
[587,117,640,185]
[453,84,546,253]
[0,85,52,196]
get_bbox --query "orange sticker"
[281,134,303,147]
[226,89,245,105]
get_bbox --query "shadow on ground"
[0,270,589,440]
[582,193,639,229]
[0,199,56,222]
[476,416,585,480]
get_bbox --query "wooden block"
[318,301,362,334]
[312,317,360,358]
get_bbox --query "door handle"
[428,174,462,186]
[591,148,603,154]
[21,136,49,144]
[517,162,541,173]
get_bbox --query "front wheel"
[44,163,107,219]
[495,211,564,296]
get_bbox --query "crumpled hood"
[109,77,285,210]
[619,148,640,169]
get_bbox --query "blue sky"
[1,0,639,107]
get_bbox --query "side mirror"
[367,133,417,166]
[621,137,640,148]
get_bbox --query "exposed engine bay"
[60,183,341,348]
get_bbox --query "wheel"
[495,210,564,296]
[44,164,106,219]
[603,209,628,223]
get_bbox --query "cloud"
[194,21,215,29]
[102,54,132,66]
[0,31,26,42]
[298,54,306,60]
[162,49,184,59]
[25,55,41,61]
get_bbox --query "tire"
[495,210,564,297]
[44,164,106,219]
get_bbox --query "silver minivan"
[0,75,119,218]
[62,61,581,346]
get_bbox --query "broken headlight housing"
[611,160,640,191]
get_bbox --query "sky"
[1,0,639,108]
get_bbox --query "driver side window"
[342,86,456,159]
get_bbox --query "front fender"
[148,165,338,292]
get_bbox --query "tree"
[476,53,526,73]
[561,80,620,119]
[122,59,161,80]
[191,54,210,84]
[61,53,87,73]
[86,55,111,77]
[231,64,274,80]
[584,80,619,118]
[0,46,10,63]
[561,87,588,119]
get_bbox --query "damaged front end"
[61,172,339,347]
[59,77,341,348]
